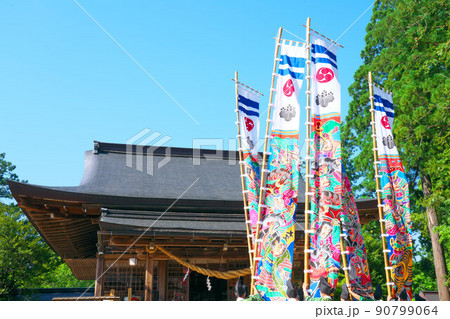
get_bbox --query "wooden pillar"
[94,253,104,297]
[144,254,154,301]
[158,260,167,301]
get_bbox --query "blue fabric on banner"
[278,68,305,79]
[238,94,260,110]
[311,57,338,69]
[279,55,306,68]
[374,95,394,112]
[278,54,306,79]
[311,44,337,63]
[374,105,394,119]
[239,106,259,117]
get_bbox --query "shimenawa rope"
[146,246,251,280]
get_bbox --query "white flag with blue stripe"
[373,85,395,130]
[238,86,260,156]
[373,86,398,157]
[311,34,340,115]
[272,41,307,132]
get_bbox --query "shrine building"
[8,141,378,301]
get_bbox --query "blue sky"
[0,0,375,187]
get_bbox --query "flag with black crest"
[237,85,261,241]
[255,40,306,301]
[373,85,412,300]
[308,34,342,297]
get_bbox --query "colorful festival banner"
[255,41,306,301]
[373,85,413,300]
[308,34,342,297]
[237,85,261,241]
[341,165,373,299]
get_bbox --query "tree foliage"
[0,153,92,300]
[0,153,25,199]
[0,203,59,300]
[343,0,449,293]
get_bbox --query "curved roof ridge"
[94,140,246,160]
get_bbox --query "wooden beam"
[158,260,167,301]
[144,253,154,301]
[94,253,104,297]
[110,237,248,248]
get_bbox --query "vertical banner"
[373,86,413,300]
[237,86,261,241]
[308,34,342,296]
[255,41,306,301]
[341,165,373,299]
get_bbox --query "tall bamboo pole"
[234,71,255,272]
[368,71,393,299]
[340,228,350,285]
[303,17,313,287]
[250,27,283,295]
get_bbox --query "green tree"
[0,153,25,199]
[0,153,92,300]
[0,203,60,300]
[342,0,449,300]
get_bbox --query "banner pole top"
[302,24,344,48]
[231,78,264,96]
[368,72,394,96]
